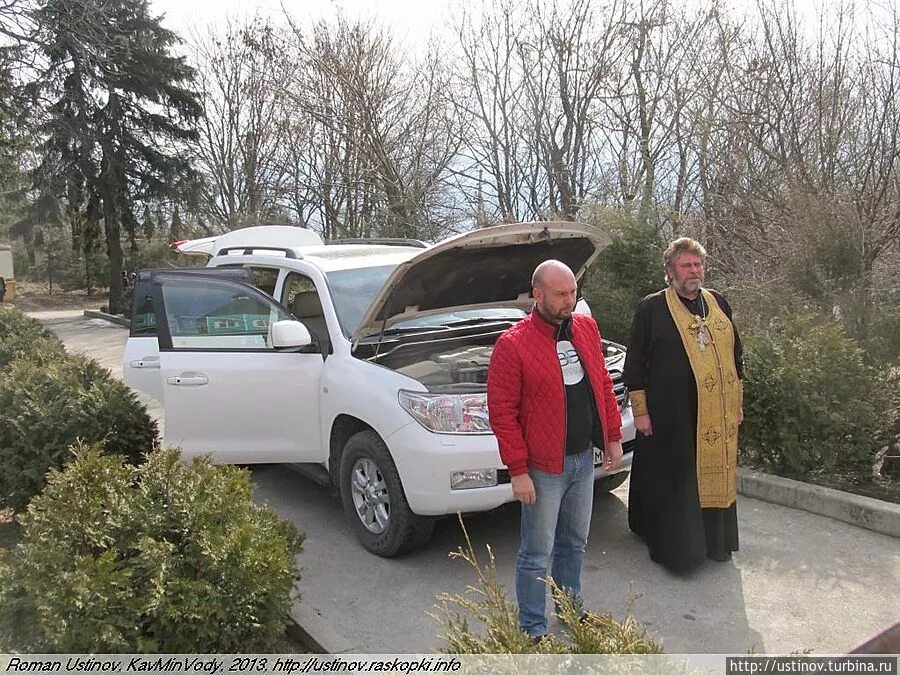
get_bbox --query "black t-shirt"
[556,320,600,455]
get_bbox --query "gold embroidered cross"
[704,427,721,445]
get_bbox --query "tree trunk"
[103,199,124,315]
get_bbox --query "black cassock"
[623,289,742,572]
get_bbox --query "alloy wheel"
[350,457,391,534]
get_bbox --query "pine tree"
[141,204,155,241]
[31,0,202,313]
[170,204,183,241]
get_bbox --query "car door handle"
[166,374,209,386]
[129,357,160,369]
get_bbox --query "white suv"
[124,222,636,556]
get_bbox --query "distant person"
[0,276,6,303]
[122,270,130,289]
[623,237,743,572]
[487,259,623,640]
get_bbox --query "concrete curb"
[83,309,130,327]
[289,603,362,654]
[738,468,900,539]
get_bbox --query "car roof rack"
[136,268,253,283]
[327,238,429,248]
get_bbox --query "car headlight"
[398,390,491,434]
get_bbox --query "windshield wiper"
[441,316,522,327]
[379,324,449,335]
[366,316,521,338]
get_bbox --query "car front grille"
[609,370,628,409]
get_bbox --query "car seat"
[291,291,330,353]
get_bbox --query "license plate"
[593,447,603,466]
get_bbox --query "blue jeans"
[516,447,594,637]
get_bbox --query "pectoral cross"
[692,317,710,351]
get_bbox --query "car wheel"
[595,471,629,493]
[339,430,434,557]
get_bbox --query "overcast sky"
[149,0,885,54]
[150,0,456,47]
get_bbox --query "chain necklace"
[690,293,711,351]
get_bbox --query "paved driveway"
[38,311,900,655]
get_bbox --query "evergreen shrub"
[0,333,157,510]
[579,211,663,345]
[0,308,66,370]
[741,315,888,478]
[0,445,304,652]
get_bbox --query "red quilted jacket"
[487,310,623,476]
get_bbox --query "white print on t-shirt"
[557,340,585,386]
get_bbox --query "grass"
[431,516,662,654]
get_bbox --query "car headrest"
[292,291,323,318]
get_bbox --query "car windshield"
[326,265,398,336]
[326,265,528,338]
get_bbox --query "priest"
[623,237,743,572]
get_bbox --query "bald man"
[487,260,624,641]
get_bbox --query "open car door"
[138,270,325,464]
[124,268,254,405]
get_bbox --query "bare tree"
[705,0,900,339]
[594,0,718,230]
[517,0,622,219]
[192,17,293,229]
[450,0,531,223]
[283,15,460,240]
[451,0,625,223]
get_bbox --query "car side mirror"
[271,320,313,348]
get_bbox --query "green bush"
[0,352,158,510]
[0,307,67,370]
[60,250,109,292]
[432,519,661,654]
[865,293,900,364]
[741,315,889,478]
[579,209,664,345]
[26,239,108,292]
[0,444,304,653]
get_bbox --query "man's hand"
[511,473,536,504]
[634,413,653,436]
[603,440,623,471]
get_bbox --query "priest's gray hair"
[664,237,707,283]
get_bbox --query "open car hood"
[353,221,610,341]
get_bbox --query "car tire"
[595,471,629,493]
[339,430,434,557]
